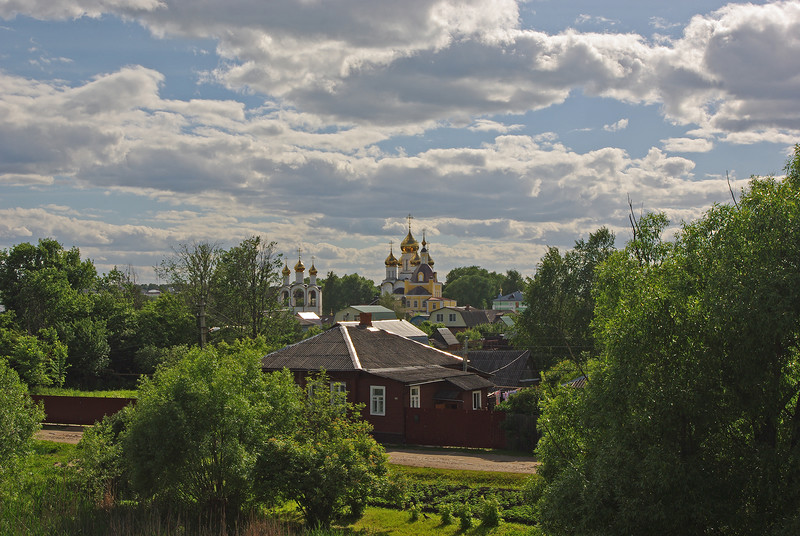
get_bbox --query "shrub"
[479,496,503,527]
[438,503,453,525]
[0,358,44,495]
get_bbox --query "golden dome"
[385,248,398,266]
[427,255,434,267]
[400,230,419,253]
[309,263,317,276]
[282,263,291,276]
[410,251,421,266]
[294,258,305,272]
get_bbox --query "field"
[0,440,540,535]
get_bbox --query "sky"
[1,0,799,284]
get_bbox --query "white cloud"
[662,137,714,153]
[603,118,628,132]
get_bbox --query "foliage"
[0,239,96,334]
[0,359,44,491]
[121,345,301,515]
[79,410,130,504]
[512,227,615,373]
[536,147,800,535]
[417,320,445,337]
[443,267,526,309]
[479,496,503,527]
[257,373,388,529]
[319,272,378,315]
[0,327,68,387]
[212,236,284,339]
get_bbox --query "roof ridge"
[340,325,362,370]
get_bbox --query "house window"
[436,313,443,322]
[331,382,346,402]
[370,386,386,416]
[449,313,456,322]
[409,386,420,408]
[472,390,482,410]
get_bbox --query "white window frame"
[409,386,420,408]
[330,381,346,403]
[472,390,482,410]
[449,313,456,322]
[436,313,443,322]
[370,386,386,416]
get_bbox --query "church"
[380,217,456,316]
[279,253,323,316]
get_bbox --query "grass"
[30,387,138,398]
[351,507,539,535]
[3,440,538,535]
[388,464,530,489]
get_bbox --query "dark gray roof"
[434,327,459,346]
[263,324,464,372]
[468,350,533,389]
[495,290,524,301]
[261,327,354,371]
[369,366,492,388]
[407,286,431,296]
[446,374,493,390]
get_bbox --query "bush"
[479,496,503,527]
[121,345,301,515]
[0,358,44,494]
[256,373,388,529]
[438,503,453,525]
[455,503,473,530]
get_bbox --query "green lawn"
[352,507,539,535]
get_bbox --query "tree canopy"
[443,266,525,309]
[319,272,377,315]
[535,147,800,535]
[513,227,615,372]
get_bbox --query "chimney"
[359,312,373,327]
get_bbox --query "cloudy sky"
[1,0,799,284]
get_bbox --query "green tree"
[0,327,68,387]
[212,236,283,339]
[0,359,44,489]
[121,343,301,514]
[257,373,387,528]
[536,148,800,535]
[513,227,615,372]
[0,239,96,333]
[319,272,377,315]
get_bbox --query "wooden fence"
[32,395,136,426]
[404,408,507,449]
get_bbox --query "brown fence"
[404,408,507,449]
[32,395,136,426]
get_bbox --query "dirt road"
[36,426,538,474]
[385,447,538,474]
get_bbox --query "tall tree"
[513,227,615,372]
[213,236,283,338]
[0,239,96,334]
[536,148,800,535]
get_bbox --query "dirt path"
[35,426,539,474]
[36,424,85,444]
[385,447,538,474]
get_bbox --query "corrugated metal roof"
[338,319,427,340]
[261,327,353,371]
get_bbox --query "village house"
[261,314,502,446]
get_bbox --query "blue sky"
[1,0,798,283]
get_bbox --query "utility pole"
[462,336,468,371]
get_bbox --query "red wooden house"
[261,316,496,445]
